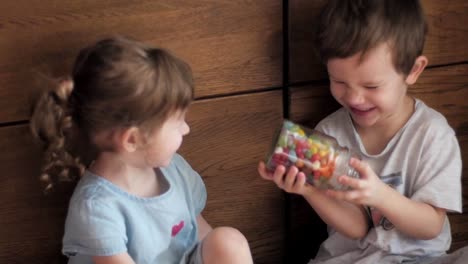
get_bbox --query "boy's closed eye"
[330,78,380,89]
[331,79,346,85]
[362,80,383,90]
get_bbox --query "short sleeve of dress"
[411,123,462,213]
[62,195,127,257]
[172,154,207,216]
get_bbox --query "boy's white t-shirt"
[310,99,462,264]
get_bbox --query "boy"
[258,0,463,263]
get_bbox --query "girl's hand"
[258,161,314,196]
[325,158,385,207]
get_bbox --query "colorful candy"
[266,120,360,190]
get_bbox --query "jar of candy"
[265,120,360,190]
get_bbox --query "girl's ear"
[116,127,140,153]
[405,55,428,85]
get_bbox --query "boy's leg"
[201,227,253,264]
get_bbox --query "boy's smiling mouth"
[350,106,376,116]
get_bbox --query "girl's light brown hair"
[30,36,194,192]
[315,0,428,76]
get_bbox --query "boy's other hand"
[325,158,386,207]
[258,161,314,196]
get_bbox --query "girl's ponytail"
[30,80,85,193]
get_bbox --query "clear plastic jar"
[265,120,360,190]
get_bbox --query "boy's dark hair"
[315,0,428,75]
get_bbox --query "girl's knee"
[202,226,252,262]
[205,226,248,247]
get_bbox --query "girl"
[30,36,253,264]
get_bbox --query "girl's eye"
[364,86,378,89]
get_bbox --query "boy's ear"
[405,55,428,85]
[114,127,140,153]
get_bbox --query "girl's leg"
[201,227,253,264]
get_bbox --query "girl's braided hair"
[30,36,194,192]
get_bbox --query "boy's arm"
[327,158,446,240]
[302,187,370,239]
[303,188,369,239]
[375,185,446,239]
[258,162,369,239]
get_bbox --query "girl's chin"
[157,160,172,168]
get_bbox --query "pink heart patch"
[171,220,185,237]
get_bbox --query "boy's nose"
[344,87,365,105]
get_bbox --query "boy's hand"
[258,161,314,196]
[325,158,385,207]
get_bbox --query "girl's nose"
[182,121,190,136]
